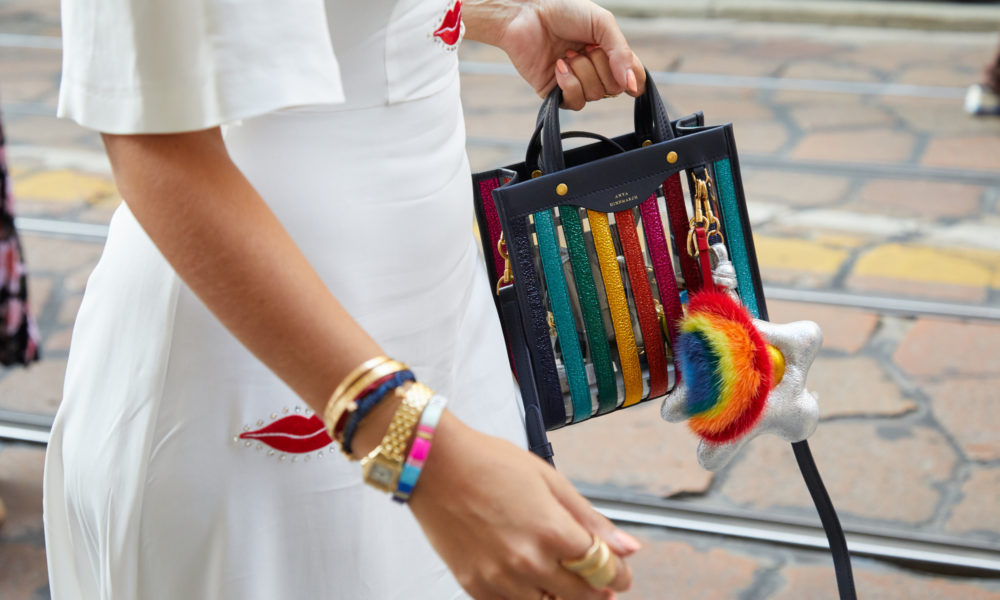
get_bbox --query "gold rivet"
[531,169,543,179]
[556,183,568,196]
[667,151,678,164]
[642,140,652,147]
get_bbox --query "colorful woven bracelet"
[392,394,448,503]
[340,369,415,457]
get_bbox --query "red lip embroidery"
[433,0,462,46]
[239,414,332,454]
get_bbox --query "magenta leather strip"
[478,178,506,282]
[639,193,683,345]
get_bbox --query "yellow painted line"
[13,169,117,204]
[753,236,848,274]
[853,243,1000,288]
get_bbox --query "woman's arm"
[462,0,647,109]
[103,128,637,598]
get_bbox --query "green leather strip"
[533,209,593,421]
[558,206,617,413]
[714,158,760,318]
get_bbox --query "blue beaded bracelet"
[340,369,415,456]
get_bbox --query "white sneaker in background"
[965,83,1000,116]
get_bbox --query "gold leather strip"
[587,210,642,407]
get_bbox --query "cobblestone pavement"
[1,1,999,597]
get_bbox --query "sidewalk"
[2,5,1000,599]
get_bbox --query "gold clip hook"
[496,233,514,295]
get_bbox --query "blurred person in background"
[966,44,1000,115]
[44,0,650,599]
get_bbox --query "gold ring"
[560,535,617,589]
[603,93,621,99]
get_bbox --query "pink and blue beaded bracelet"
[392,394,448,503]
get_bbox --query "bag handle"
[531,69,672,173]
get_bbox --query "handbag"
[471,75,857,599]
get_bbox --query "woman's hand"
[408,412,641,599]
[463,0,647,109]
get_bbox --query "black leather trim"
[496,126,731,219]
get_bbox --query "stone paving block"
[791,129,916,164]
[13,169,116,204]
[753,236,847,285]
[853,243,999,288]
[894,318,1000,379]
[621,532,763,599]
[851,179,983,220]
[923,135,1000,172]
[2,114,89,148]
[43,326,73,355]
[789,103,894,131]
[884,96,1000,136]
[847,274,988,304]
[808,356,916,418]
[0,446,45,540]
[946,466,1000,539]
[772,563,1000,600]
[676,53,783,77]
[0,357,67,414]
[726,121,789,156]
[841,42,950,73]
[766,300,878,355]
[719,422,957,524]
[550,401,713,498]
[742,170,851,207]
[18,235,103,274]
[925,377,1000,462]
[25,275,53,322]
[0,543,49,600]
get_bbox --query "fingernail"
[556,59,569,75]
[586,44,601,52]
[614,528,642,553]
[565,50,578,58]
[626,69,638,95]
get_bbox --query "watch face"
[363,457,401,493]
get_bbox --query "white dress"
[44,0,527,598]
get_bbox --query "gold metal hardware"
[667,151,678,164]
[495,233,513,295]
[654,299,670,341]
[531,169,543,179]
[642,140,652,147]
[556,183,568,196]
[686,173,724,257]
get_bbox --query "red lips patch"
[239,414,332,454]
[433,0,462,47]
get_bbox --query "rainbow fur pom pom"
[676,291,773,443]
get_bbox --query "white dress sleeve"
[58,0,346,134]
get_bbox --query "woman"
[45,0,648,598]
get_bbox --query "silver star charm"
[661,317,823,471]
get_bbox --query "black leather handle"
[527,69,673,174]
[524,131,627,174]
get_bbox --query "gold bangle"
[360,382,433,493]
[561,535,617,590]
[323,358,406,442]
[330,356,391,406]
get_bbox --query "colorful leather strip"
[638,194,683,346]
[713,159,760,318]
[587,210,642,407]
[558,206,618,413]
[664,173,703,293]
[392,394,448,503]
[477,177,506,286]
[533,209,592,421]
[508,217,566,425]
[614,209,670,401]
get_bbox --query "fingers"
[544,468,642,558]
[555,47,646,109]
[588,6,638,93]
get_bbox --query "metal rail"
[582,487,1000,578]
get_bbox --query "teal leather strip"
[533,209,592,421]
[714,159,760,318]
[558,206,617,413]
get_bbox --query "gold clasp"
[496,233,514,295]
[686,173,724,257]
